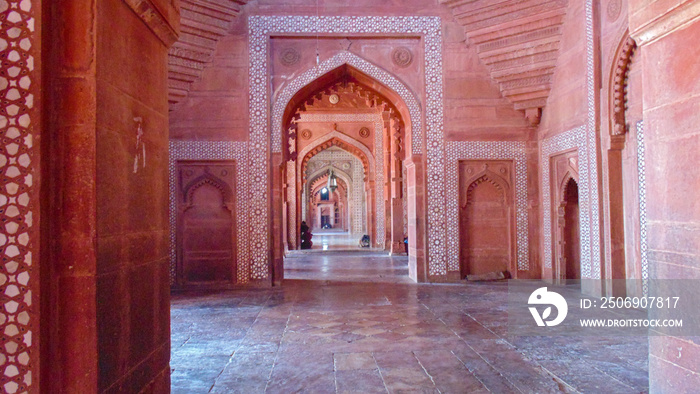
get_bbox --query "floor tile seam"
[529,363,580,393]
[412,351,443,393]
[420,301,473,345]
[587,360,643,390]
[263,307,295,393]
[418,303,494,392]
[449,345,521,394]
[467,325,589,393]
[454,317,569,394]
[333,366,339,394]
[211,294,275,393]
[465,339,584,394]
[370,353,392,394]
[175,323,194,349]
[462,312,504,339]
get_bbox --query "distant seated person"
[359,234,370,248]
[300,221,313,249]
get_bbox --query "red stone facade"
[2,0,699,391]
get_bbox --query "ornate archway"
[296,142,370,246]
[273,52,420,156]
[308,164,357,231]
[277,57,415,255]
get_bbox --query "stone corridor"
[170,252,648,393]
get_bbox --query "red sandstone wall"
[442,20,531,141]
[168,1,543,280]
[537,1,588,138]
[41,0,175,391]
[632,12,700,391]
[170,1,532,144]
[535,1,588,282]
[169,21,249,141]
[94,1,174,391]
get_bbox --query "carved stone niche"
[176,161,237,288]
[550,150,580,282]
[458,160,516,279]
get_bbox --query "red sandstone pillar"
[606,137,627,297]
[366,182,375,246]
[406,156,428,282]
[272,154,284,285]
[389,117,405,255]
[43,0,178,391]
[42,1,99,391]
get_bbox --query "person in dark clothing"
[300,221,313,249]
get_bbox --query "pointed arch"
[304,161,363,236]
[308,167,353,193]
[458,165,514,279]
[272,51,421,156]
[462,169,511,207]
[297,133,375,182]
[183,174,233,207]
[559,171,579,204]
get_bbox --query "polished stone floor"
[171,252,649,393]
[307,230,365,251]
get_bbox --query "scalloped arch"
[464,171,510,206]
[183,174,233,205]
[298,132,375,182]
[272,51,421,155]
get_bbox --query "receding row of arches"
[278,64,409,261]
[170,33,644,293]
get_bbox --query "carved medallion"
[391,47,413,68]
[329,94,339,104]
[607,0,621,21]
[279,47,301,67]
[300,129,312,140]
[358,127,370,138]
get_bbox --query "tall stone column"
[42,0,178,391]
[389,116,405,255]
[366,182,375,246]
[42,1,99,391]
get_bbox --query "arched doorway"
[297,136,374,249]
[305,151,359,235]
[560,178,580,281]
[550,150,580,284]
[273,61,415,282]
